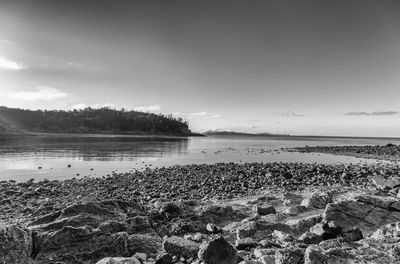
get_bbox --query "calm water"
[1,134,399,181]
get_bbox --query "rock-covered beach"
[2,150,400,264]
[290,143,400,162]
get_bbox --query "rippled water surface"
[1,134,399,181]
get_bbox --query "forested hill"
[0,106,193,136]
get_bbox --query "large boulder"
[28,200,161,263]
[162,236,200,258]
[322,196,400,236]
[0,225,33,264]
[198,236,239,264]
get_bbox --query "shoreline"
[290,144,400,162]
[2,156,400,263]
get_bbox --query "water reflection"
[0,135,189,161]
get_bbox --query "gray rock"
[301,192,331,209]
[0,225,33,264]
[255,205,276,216]
[298,231,323,244]
[236,237,258,250]
[163,236,200,258]
[274,247,304,264]
[155,253,173,264]
[198,236,239,264]
[323,198,400,236]
[206,223,221,234]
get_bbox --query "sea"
[1,134,399,181]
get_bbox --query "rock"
[259,255,275,264]
[273,230,294,243]
[96,257,142,264]
[309,223,338,240]
[281,205,308,217]
[127,234,163,255]
[303,246,328,264]
[285,214,322,236]
[199,204,240,226]
[323,198,400,236]
[259,239,282,248]
[198,236,239,264]
[236,220,291,242]
[340,227,363,241]
[298,231,323,244]
[282,172,293,179]
[206,223,222,234]
[133,252,147,262]
[155,253,173,264]
[0,225,33,264]
[274,247,304,264]
[369,221,400,241]
[254,248,276,258]
[300,192,331,209]
[159,202,183,220]
[371,175,400,191]
[163,236,200,258]
[255,205,276,216]
[236,237,258,250]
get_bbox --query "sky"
[1,0,400,137]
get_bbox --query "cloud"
[133,104,161,112]
[6,86,68,101]
[71,103,115,110]
[0,40,12,45]
[282,111,305,117]
[189,112,208,116]
[345,111,398,116]
[0,56,26,70]
[67,62,84,67]
[210,114,222,118]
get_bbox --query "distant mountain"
[0,106,195,136]
[204,130,286,137]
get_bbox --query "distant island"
[0,106,198,136]
[204,130,289,137]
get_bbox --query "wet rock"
[163,236,200,258]
[198,236,239,264]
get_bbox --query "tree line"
[0,106,192,135]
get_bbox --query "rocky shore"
[290,143,400,161]
[2,161,400,263]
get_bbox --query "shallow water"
[1,134,399,181]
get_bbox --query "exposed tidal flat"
[3,153,400,263]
